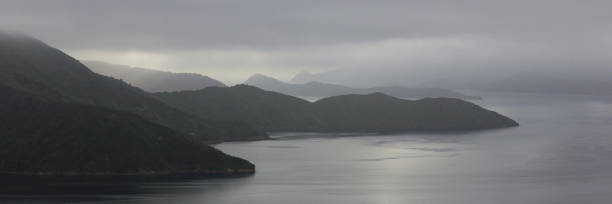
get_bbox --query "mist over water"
[210,92,612,204]
[3,91,612,203]
[2,1,611,203]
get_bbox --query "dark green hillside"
[155,85,323,131]
[0,85,254,178]
[0,32,265,142]
[155,85,518,133]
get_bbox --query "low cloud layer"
[2,0,611,84]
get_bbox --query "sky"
[1,0,611,84]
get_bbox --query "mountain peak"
[244,73,284,85]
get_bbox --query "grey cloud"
[1,0,611,84]
[3,0,611,50]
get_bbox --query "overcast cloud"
[1,0,611,84]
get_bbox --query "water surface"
[2,92,612,203]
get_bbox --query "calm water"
[2,92,612,203]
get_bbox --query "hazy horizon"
[3,1,612,203]
[2,0,611,85]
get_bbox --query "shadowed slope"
[0,84,254,178]
[0,31,265,143]
[155,85,322,132]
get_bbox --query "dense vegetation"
[245,73,481,99]
[0,84,254,178]
[83,60,226,92]
[0,32,266,143]
[155,85,518,133]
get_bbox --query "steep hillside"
[0,32,265,142]
[0,84,254,178]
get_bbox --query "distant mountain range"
[0,32,257,178]
[293,69,612,97]
[82,60,226,92]
[154,85,517,133]
[245,74,481,100]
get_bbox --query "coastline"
[0,168,255,182]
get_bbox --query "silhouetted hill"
[155,85,322,132]
[0,84,254,179]
[311,93,517,132]
[82,60,226,92]
[155,85,518,133]
[0,31,266,143]
[245,74,480,100]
